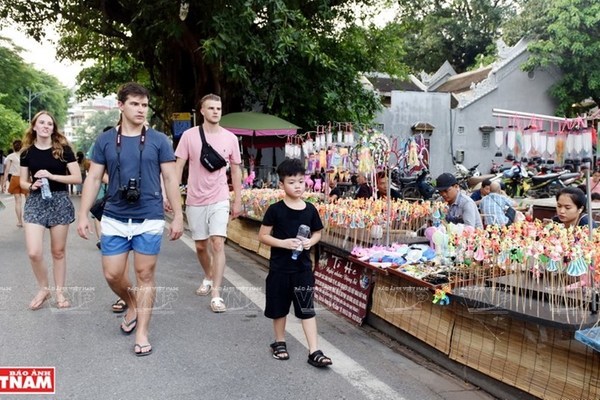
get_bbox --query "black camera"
[121,178,140,203]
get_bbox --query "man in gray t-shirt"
[435,172,483,228]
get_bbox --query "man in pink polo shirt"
[175,94,243,312]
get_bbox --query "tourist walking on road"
[258,158,333,368]
[4,140,28,227]
[174,93,242,313]
[20,111,82,310]
[77,82,184,357]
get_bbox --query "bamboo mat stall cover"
[371,273,454,354]
[449,306,600,399]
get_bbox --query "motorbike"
[391,168,436,200]
[501,161,581,198]
[454,163,498,191]
[524,170,581,198]
[501,163,531,197]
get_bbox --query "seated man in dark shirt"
[470,179,492,205]
[355,172,372,199]
[376,171,400,200]
[328,176,343,202]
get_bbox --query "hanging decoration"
[506,125,516,159]
[492,108,593,170]
[494,126,504,157]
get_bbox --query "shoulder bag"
[490,195,516,225]
[90,184,109,220]
[199,126,227,172]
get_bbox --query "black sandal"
[270,341,289,360]
[111,298,127,314]
[307,350,332,367]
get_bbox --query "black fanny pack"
[199,126,227,172]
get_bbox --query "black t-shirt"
[355,183,372,199]
[21,145,76,192]
[377,188,401,200]
[262,200,324,273]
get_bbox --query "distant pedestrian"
[20,111,82,310]
[258,158,332,368]
[0,149,5,191]
[74,151,88,195]
[3,140,28,227]
[174,93,242,313]
[77,82,184,357]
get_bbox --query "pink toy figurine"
[305,175,314,190]
[244,170,255,187]
[314,178,322,192]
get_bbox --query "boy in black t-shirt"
[258,158,332,368]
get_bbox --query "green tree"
[512,0,600,115]
[73,109,120,155]
[501,0,551,47]
[0,101,27,151]
[393,0,515,73]
[0,38,70,125]
[1,1,408,132]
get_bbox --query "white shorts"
[186,200,230,240]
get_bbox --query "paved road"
[0,194,497,400]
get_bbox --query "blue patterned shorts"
[24,191,75,228]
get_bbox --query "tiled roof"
[366,76,424,93]
[434,67,492,94]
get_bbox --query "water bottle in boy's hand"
[40,178,52,200]
[291,224,311,260]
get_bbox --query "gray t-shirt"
[91,127,175,220]
[446,191,483,228]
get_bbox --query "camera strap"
[115,125,146,191]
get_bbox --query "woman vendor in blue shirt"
[552,187,597,228]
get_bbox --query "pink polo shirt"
[175,126,241,206]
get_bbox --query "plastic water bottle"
[40,178,52,200]
[291,224,311,260]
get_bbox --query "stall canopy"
[220,112,301,148]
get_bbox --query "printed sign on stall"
[172,112,192,140]
[314,246,373,325]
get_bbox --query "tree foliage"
[0,38,69,146]
[1,1,408,132]
[73,109,120,155]
[0,101,27,151]
[511,0,600,115]
[393,0,515,74]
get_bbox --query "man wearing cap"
[435,172,483,228]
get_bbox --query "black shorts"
[264,269,316,320]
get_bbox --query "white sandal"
[210,297,226,313]
[195,279,213,296]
